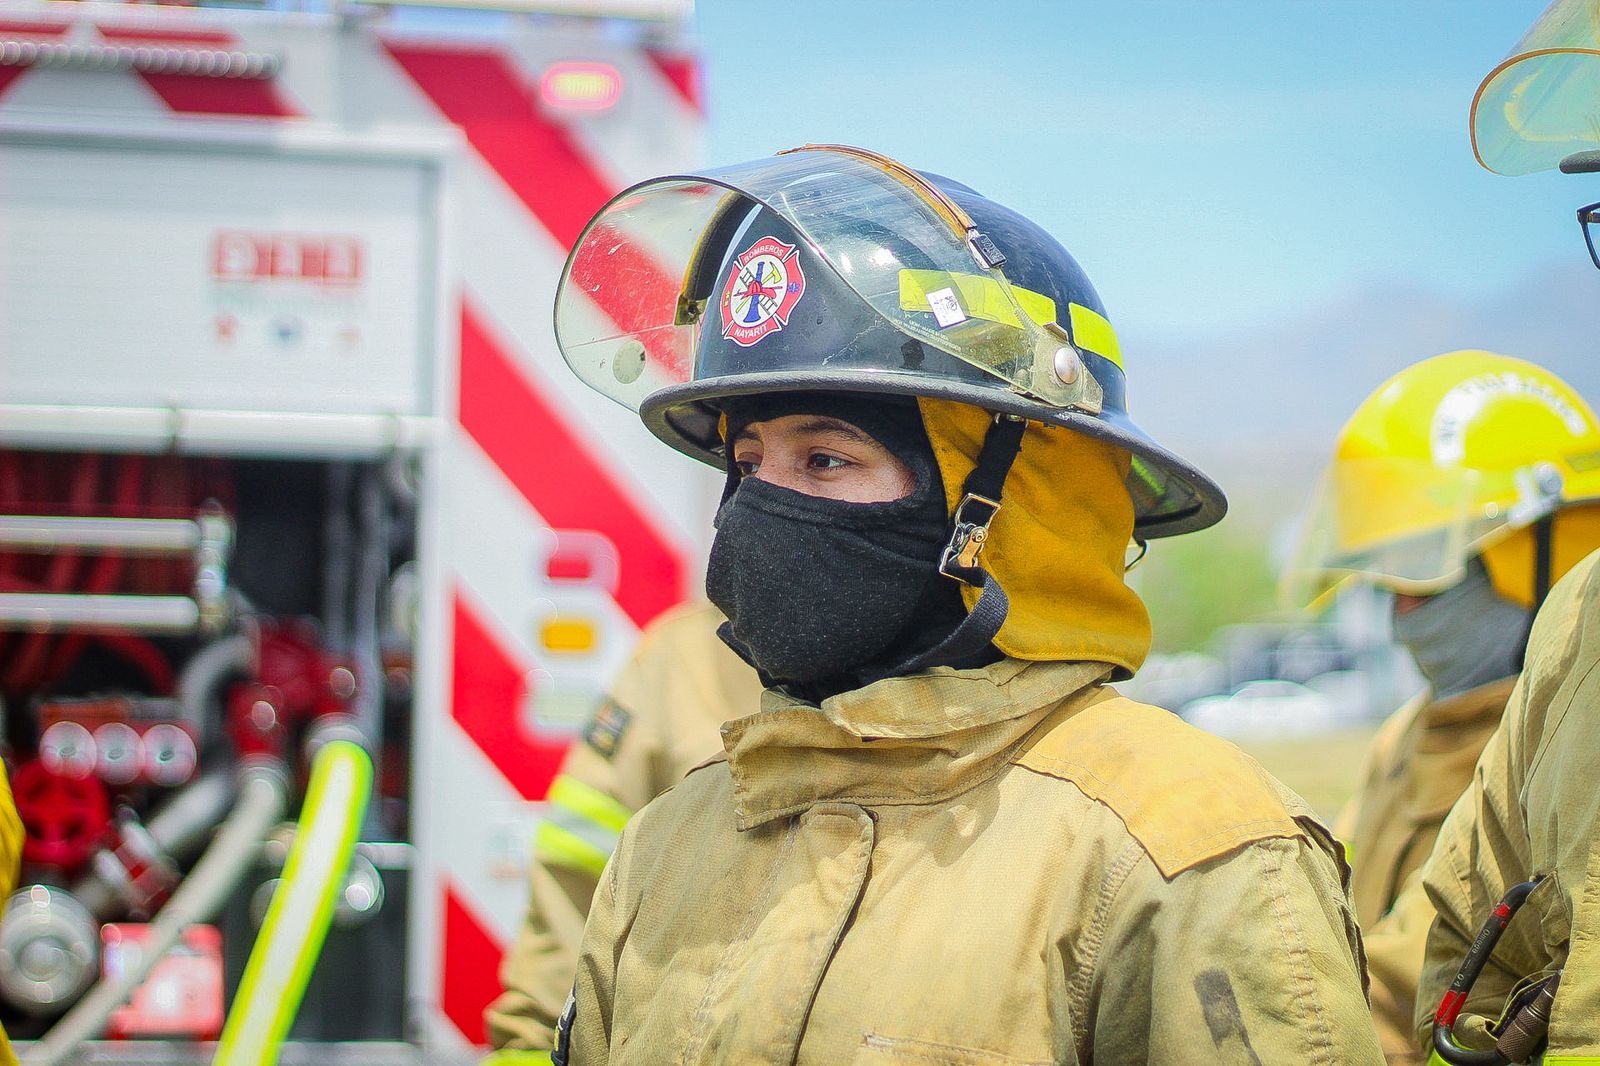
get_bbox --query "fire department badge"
[719,235,806,347]
[582,701,632,760]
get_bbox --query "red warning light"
[539,61,623,113]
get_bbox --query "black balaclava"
[1390,555,1527,700]
[706,391,992,701]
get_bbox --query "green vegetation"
[1133,523,1281,653]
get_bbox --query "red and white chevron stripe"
[0,4,706,1050]
[379,29,707,1050]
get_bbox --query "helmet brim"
[641,371,1227,538]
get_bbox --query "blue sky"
[697,1,1583,342]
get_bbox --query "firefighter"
[0,763,20,1066]
[1283,351,1600,1064]
[1410,4,1600,1060]
[483,600,761,1059]
[1415,553,1600,1060]
[544,145,1383,1062]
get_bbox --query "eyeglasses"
[1579,201,1600,270]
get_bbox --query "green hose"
[212,739,372,1066]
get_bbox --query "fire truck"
[0,0,708,1060]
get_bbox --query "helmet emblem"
[1430,371,1592,465]
[719,235,806,347]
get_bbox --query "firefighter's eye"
[734,458,760,477]
[807,452,850,472]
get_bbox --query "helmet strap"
[1533,513,1555,608]
[1515,513,1557,669]
[937,414,1026,584]
[891,414,1026,675]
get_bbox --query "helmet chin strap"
[1515,514,1556,671]
[891,414,1026,675]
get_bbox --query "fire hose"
[211,736,371,1066]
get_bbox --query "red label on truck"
[212,231,363,287]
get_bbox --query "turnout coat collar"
[719,659,1111,829]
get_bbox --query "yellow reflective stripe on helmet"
[897,270,1124,372]
[534,820,611,876]
[482,1051,555,1065]
[547,775,632,835]
[1544,1058,1599,1064]
[898,269,1056,331]
[1068,302,1124,370]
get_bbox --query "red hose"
[6,455,95,691]
[94,632,176,694]
[0,451,19,664]
[0,451,228,696]
[43,455,144,687]
[0,566,174,694]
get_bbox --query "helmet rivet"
[1052,346,1081,385]
[613,340,646,385]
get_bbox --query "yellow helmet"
[1284,350,1600,609]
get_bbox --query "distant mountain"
[1118,259,1600,534]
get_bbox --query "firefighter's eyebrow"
[793,418,877,446]
[730,417,880,449]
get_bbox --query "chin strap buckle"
[940,492,1002,580]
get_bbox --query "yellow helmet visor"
[1281,458,1543,608]
[1471,0,1600,174]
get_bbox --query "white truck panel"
[0,133,437,419]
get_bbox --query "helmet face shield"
[1283,458,1536,609]
[555,144,1229,540]
[555,147,1108,413]
[1471,0,1600,174]
[1283,351,1600,609]
[556,178,719,408]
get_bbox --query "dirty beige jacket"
[1334,678,1514,1064]
[1417,549,1600,1060]
[486,602,761,1057]
[568,659,1383,1065]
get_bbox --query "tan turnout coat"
[487,603,760,1056]
[567,659,1384,1065]
[1336,678,1514,1064]
[1417,549,1600,1060]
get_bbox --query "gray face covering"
[1390,555,1528,700]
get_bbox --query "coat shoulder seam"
[1014,694,1304,877]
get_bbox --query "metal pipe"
[145,772,242,861]
[0,405,438,458]
[0,594,197,633]
[72,771,239,920]
[193,508,234,635]
[177,633,253,744]
[212,740,372,1066]
[0,516,200,556]
[25,761,289,1066]
[351,468,387,756]
[322,464,353,658]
